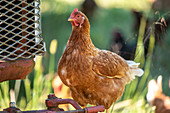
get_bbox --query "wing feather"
[92,50,129,78]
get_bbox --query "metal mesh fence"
[0,0,45,61]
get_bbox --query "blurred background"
[0,0,170,112]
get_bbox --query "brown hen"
[57,8,144,110]
[147,75,170,113]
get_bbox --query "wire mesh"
[0,0,45,61]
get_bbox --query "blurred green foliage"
[0,0,170,113]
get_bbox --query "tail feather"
[130,68,144,77]
[126,60,144,79]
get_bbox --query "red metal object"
[2,94,105,113]
[46,94,82,110]
[0,58,35,82]
[3,102,21,113]
[85,106,105,113]
[3,107,21,113]
[45,94,105,113]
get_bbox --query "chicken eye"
[77,15,80,18]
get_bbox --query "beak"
[68,17,74,21]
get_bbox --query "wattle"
[71,21,74,26]
[74,21,79,26]
[71,21,79,27]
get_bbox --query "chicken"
[52,74,71,110]
[80,0,97,19]
[150,0,170,12]
[109,30,137,60]
[52,75,69,98]
[57,8,144,110]
[147,75,170,113]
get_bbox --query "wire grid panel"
[0,0,46,61]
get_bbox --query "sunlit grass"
[112,99,155,113]
[134,17,146,67]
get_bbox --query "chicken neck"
[67,23,96,53]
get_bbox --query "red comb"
[71,8,78,17]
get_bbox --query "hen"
[147,75,170,113]
[80,0,97,19]
[109,30,136,60]
[57,8,144,110]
